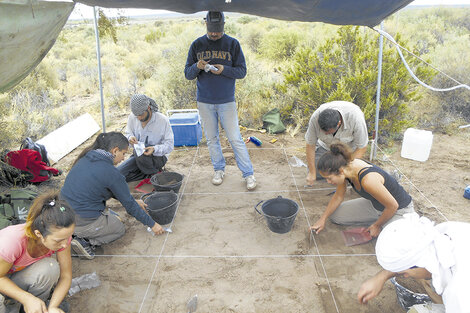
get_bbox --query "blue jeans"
[197,101,254,177]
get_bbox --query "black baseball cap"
[205,11,225,33]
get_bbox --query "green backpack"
[262,108,286,134]
[0,189,38,230]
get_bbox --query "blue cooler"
[168,109,203,146]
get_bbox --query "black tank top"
[349,165,412,211]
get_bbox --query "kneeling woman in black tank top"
[310,142,414,237]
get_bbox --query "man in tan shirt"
[305,101,369,185]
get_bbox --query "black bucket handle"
[254,200,264,215]
[255,196,285,216]
[141,190,176,201]
[152,172,185,184]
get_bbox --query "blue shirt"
[60,150,155,228]
[184,34,247,104]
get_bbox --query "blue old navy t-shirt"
[184,34,247,104]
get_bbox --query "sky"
[70,0,470,20]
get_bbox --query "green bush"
[145,29,165,43]
[279,26,436,139]
[259,28,300,61]
[238,15,258,24]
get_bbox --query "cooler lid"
[169,112,199,125]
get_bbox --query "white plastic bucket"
[401,128,433,162]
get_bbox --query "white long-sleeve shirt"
[124,111,174,156]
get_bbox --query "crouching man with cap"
[357,213,470,312]
[184,11,256,190]
[117,94,174,182]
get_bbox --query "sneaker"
[245,175,257,190]
[212,170,225,185]
[71,237,95,260]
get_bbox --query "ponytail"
[317,142,353,175]
[72,132,128,167]
[24,190,75,239]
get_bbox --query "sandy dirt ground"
[25,122,470,313]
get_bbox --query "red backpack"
[5,149,59,183]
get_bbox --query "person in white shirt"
[358,213,470,312]
[305,101,368,185]
[118,94,174,182]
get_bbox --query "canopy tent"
[0,0,74,93]
[0,0,413,93]
[75,0,413,27]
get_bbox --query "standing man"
[305,101,368,185]
[118,94,174,182]
[184,11,256,190]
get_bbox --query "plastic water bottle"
[204,64,218,72]
[69,272,101,296]
[248,136,262,146]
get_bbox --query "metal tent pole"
[372,21,384,160]
[93,6,106,132]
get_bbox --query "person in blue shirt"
[184,11,256,191]
[61,132,164,260]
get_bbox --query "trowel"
[187,294,198,313]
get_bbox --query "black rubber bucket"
[390,277,432,311]
[150,172,183,193]
[255,196,299,234]
[141,191,178,225]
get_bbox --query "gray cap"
[205,11,225,33]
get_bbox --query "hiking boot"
[71,237,95,260]
[211,170,225,185]
[245,175,257,190]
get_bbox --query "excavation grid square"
[69,147,400,312]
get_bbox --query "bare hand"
[357,274,387,304]
[306,172,316,186]
[129,136,138,145]
[136,199,148,212]
[23,295,47,313]
[144,146,155,156]
[151,222,165,235]
[211,64,224,75]
[310,218,326,234]
[197,59,209,70]
[48,307,65,313]
[366,224,382,237]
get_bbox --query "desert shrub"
[235,53,282,126]
[238,15,258,24]
[279,26,436,139]
[224,22,240,37]
[259,28,300,61]
[242,24,263,53]
[145,29,165,43]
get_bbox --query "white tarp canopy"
[0,0,74,93]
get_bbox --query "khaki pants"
[329,198,415,228]
[74,210,125,246]
[0,258,60,313]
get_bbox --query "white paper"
[134,142,146,157]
